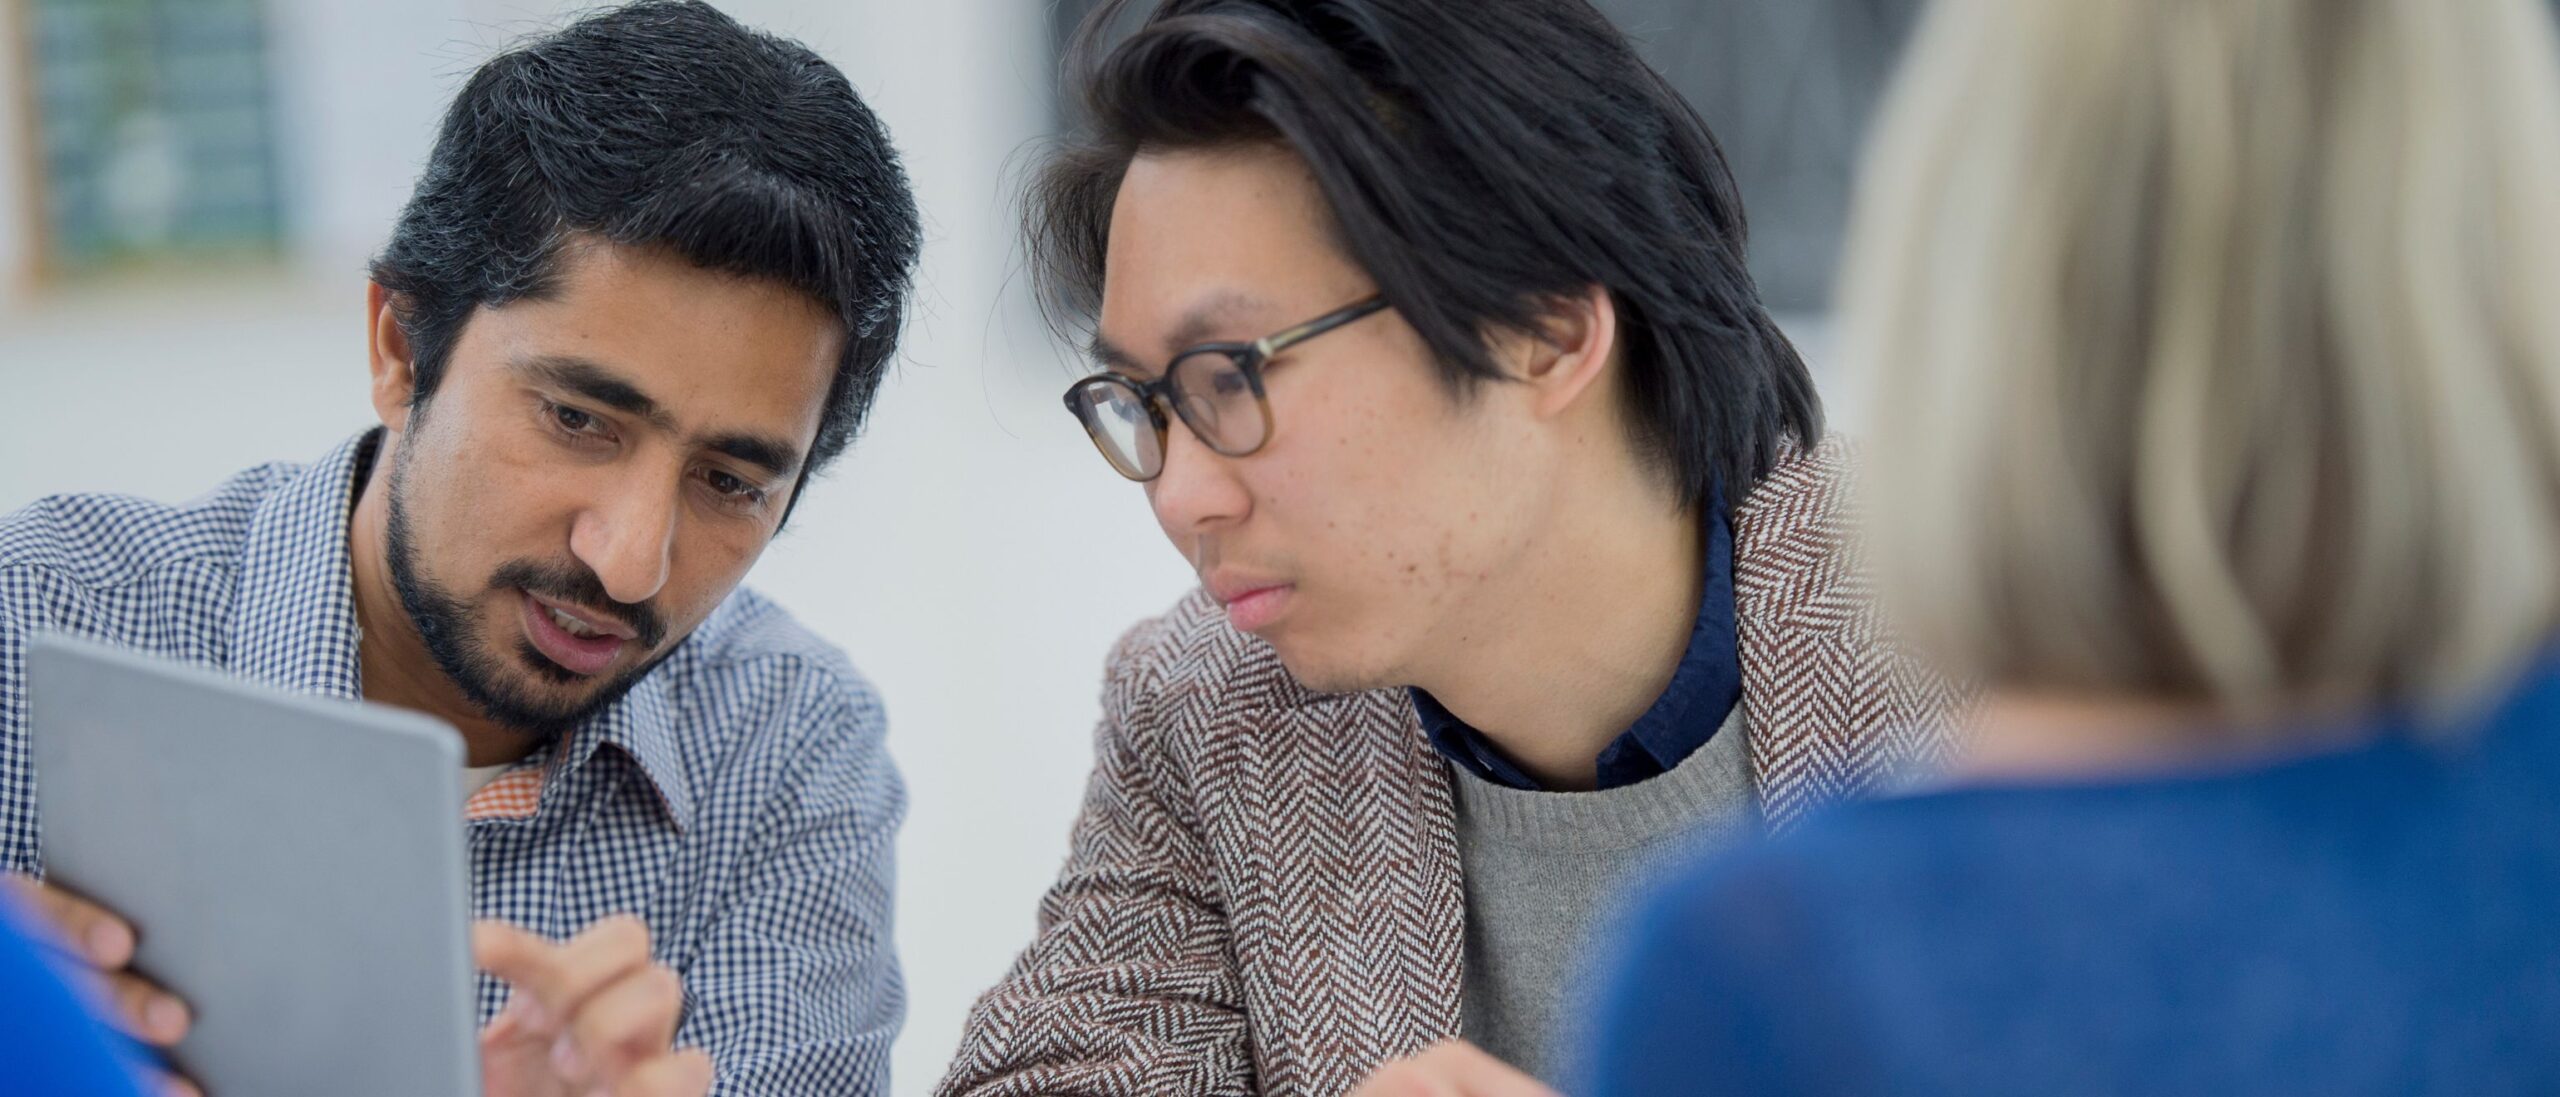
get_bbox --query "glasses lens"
[1170,351,1267,456]
[1069,379,1162,479]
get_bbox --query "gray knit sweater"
[1450,703,1759,1084]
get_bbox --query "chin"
[520,671,607,705]
[1264,634,1396,696]
[527,670,632,714]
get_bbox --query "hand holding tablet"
[2,873,198,1095]
[28,636,706,1097]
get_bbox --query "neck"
[346,443,532,768]
[1954,690,2361,781]
[1409,471,1704,792]
[1954,694,2209,780]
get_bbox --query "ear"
[366,282,420,435]
[1509,284,1619,421]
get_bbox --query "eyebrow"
[701,433,801,479]
[515,355,805,479]
[1087,333,1140,373]
[518,356,677,431]
[1087,290,1277,377]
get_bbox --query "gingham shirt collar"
[231,431,695,831]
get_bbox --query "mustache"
[490,559,669,650]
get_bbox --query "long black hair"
[1029,0,1822,506]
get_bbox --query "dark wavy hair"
[371,0,920,483]
[1030,0,1822,506]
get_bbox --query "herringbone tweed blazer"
[939,437,1956,1097]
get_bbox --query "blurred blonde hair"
[1846,0,2560,719]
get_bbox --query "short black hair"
[372,0,920,482]
[1031,0,1822,506]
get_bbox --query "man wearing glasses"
[941,1,1956,1095]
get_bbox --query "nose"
[1147,413,1252,543]
[569,475,677,606]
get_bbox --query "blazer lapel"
[1733,438,1957,829]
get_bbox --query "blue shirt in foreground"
[0,433,906,1096]
[1580,659,2560,1096]
[0,898,144,1096]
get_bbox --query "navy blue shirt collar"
[1412,484,1741,792]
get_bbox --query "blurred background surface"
[0,1,1893,1089]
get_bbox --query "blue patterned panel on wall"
[27,0,285,275]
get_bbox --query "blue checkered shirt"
[0,433,905,1095]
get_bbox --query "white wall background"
[0,2,1195,1092]
[0,4,1844,1090]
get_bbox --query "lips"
[518,590,631,677]
[1205,574,1295,634]
[1222,586,1291,632]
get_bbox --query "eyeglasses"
[1064,296,1391,481]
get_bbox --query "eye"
[542,400,609,441]
[702,468,769,508]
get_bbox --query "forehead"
[1100,145,1371,357]
[457,242,844,437]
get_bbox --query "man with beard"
[0,3,919,1095]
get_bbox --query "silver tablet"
[29,634,480,1097]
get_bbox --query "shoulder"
[1097,588,1353,733]
[1730,433,1869,635]
[1634,778,2232,970]
[1087,590,1418,795]
[1652,790,2031,915]
[1734,436,1964,817]
[660,586,889,762]
[1602,789,2025,1047]
[673,586,881,718]
[643,590,901,857]
[0,463,294,589]
[1681,692,2560,931]
[1618,748,2434,996]
[1581,789,2040,1096]
[1739,432,1859,531]
[1103,589,1302,699]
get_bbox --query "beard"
[383,444,673,741]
